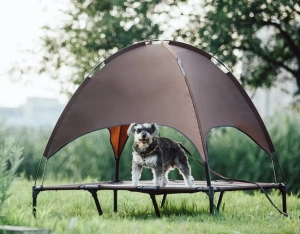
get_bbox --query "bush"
[2,113,300,193]
[0,138,23,213]
[206,113,300,193]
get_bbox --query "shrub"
[0,138,23,213]
[2,113,300,193]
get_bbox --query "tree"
[36,0,300,96]
[39,0,171,94]
[180,0,300,94]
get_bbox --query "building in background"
[249,75,296,118]
[0,88,295,128]
[0,97,65,127]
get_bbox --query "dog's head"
[127,123,159,147]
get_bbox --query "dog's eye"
[136,129,141,134]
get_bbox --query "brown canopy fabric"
[43,40,275,161]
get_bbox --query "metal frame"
[32,180,287,217]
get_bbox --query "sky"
[0,0,67,107]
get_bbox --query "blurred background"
[0,0,299,193]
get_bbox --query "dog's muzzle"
[139,138,149,144]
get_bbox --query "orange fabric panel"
[108,125,130,159]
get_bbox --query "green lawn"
[1,179,300,234]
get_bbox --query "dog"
[127,123,194,187]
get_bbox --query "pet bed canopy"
[43,40,274,161]
[33,40,286,217]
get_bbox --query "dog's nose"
[141,133,147,138]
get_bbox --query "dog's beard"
[135,137,153,150]
[138,138,149,144]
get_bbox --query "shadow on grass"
[101,200,220,220]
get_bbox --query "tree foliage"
[41,0,168,93]
[185,0,300,93]
[38,0,300,95]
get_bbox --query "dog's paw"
[157,179,168,187]
[132,181,139,187]
[187,176,195,187]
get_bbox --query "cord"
[179,143,288,216]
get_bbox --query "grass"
[1,179,300,234]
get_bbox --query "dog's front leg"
[132,161,142,187]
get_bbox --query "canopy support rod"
[270,154,278,183]
[86,61,105,78]
[34,155,44,186]
[41,158,48,186]
[204,161,212,187]
[273,151,285,182]
[114,158,120,182]
[161,41,210,186]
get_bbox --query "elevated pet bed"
[33,40,287,217]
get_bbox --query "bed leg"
[279,184,287,215]
[149,194,161,217]
[161,194,167,208]
[208,186,215,214]
[114,190,118,212]
[216,191,224,211]
[88,190,103,216]
[32,186,40,217]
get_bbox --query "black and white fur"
[127,123,194,187]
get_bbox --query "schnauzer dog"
[127,123,194,187]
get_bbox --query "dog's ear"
[151,123,160,136]
[127,123,137,136]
